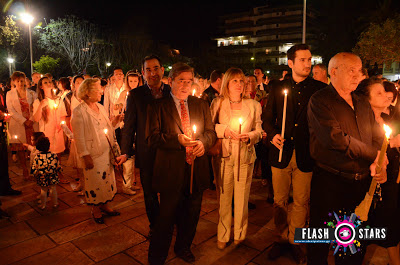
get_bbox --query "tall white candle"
[278,89,288,162]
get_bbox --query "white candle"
[278,89,288,162]
[192,89,196,96]
[192,125,197,140]
[60,121,73,139]
[237,117,243,181]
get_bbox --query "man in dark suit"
[118,55,170,236]
[146,62,216,265]
[262,44,326,263]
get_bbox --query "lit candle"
[278,89,288,162]
[53,88,57,96]
[192,89,196,96]
[104,128,108,135]
[60,121,73,139]
[237,117,243,181]
[103,128,127,184]
[14,135,22,143]
[192,125,197,139]
[190,124,197,194]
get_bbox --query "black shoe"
[0,189,22,196]
[92,212,104,224]
[268,242,289,260]
[290,244,306,264]
[175,248,195,263]
[147,229,153,240]
[100,209,120,216]
[248,202,256,210]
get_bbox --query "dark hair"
[356,77,384,98]
[314,63,327,72]
[254,67,263,72]
[168,62,194,80]
[59,77,71,91]
[37,77,50,101]
[383,81,397,102]
[10,71,26,82]
[32,132,45,144]
[113,67,123,72]
[36,136,50,153]
[247,74,257,81]
[100,79,108,87]
[287,44,310,62]
[72,75,84,84]
[210,70,224,83]
[125,72,141,89]
[141,55,162,71]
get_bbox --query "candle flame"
[383,124,392,139]
[103,129,108,134]
[193,125,197,134]
[284,89,288,95]
[53,103,58,109]
[14,135,17,139]
[192,89,196,96]
[60,121,65,125]
[239,117,243,125]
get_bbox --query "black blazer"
[121,83,171,173]
[146,94,216,193]
[262,77,326,172]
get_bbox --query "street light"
[106,62,111,75]
[7,57,14,76]
[21,13,34,76]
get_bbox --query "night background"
[1,0,400,79]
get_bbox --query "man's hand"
[178,134,197,147]
[192,141,205,157]
[116,154,127,166]
[83,155,94,170]
[262,131,267,140]
[224,127,240,140]
[271,134,285,150]
[111,114,124,127]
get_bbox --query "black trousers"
[148,164,203,265]
[140,168,160,230]
[307,166,370,265]
[0,134,12,194]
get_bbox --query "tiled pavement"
[0,155,391,264]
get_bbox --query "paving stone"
[0,218,12,229]
[248,203,273,227]
[58,191,87,207]
[5,202,41,222]
[0,235,56,264]
[26,204,91,234]
[251,247,298,265]
[193,218,217,246]
[96,253,141,265]
[201,190,219,213]
[125,236,177,264]
[201,209,219,224]
[72,223,146,262]
[0,221,37,249]
[242,223,278,251]
[106,193,136,210]
[48,219,107,244]
[13,242,94,265]
[103,202,146,226]
[123,213,150,237]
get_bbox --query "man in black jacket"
[118,55,170,237]
[262,44,326,263]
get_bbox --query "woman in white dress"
[71,78,122,224]
[32,77,68,183]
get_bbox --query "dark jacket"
[201,85,219,106]
[146,94,216,193]
[121,83,171,173]
[262,76,326,172]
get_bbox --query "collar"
[147,82,165,91]
[170,92,188,104]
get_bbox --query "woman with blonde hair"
[210,67,262,249]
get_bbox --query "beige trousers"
[271,150,312,244]
[122,156,135,189]
[217,143,254,243]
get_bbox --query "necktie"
[179,100,193,164]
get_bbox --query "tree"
[353,16,400,65]
[33,55,60,75]
[38,16,98,73]
[0,15,21,55]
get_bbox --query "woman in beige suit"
[210,68,262,249]
[6,71,37,180]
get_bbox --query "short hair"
[113,67,123,72]
[36,136,50,153]
[287,44,310,61]
[45,73,53,79]
[10,71,26,82]
[77,78,100,101]
[220,67,246,99]
[254,67,263,72]
[247,74,257,81]
[141,55,162,71]
[168,62,194,80]
[355,77,384,98]
[210,70,224,83]
[72,75,84,84]
[32,132,45,143]
[314,63,327,72]
[59,77,71,91]
[383,81,397,102]
[31,72,40,77]
[100,79,108,87]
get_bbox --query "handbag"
[207,97,223,157]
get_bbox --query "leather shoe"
[217,241,226,250]
[92,211,104,224]
[290,244,306,264]
[175,248,195,263]
[100,209,120,216]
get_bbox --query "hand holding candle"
[60,121,74,139]
[190,124,197,194]
[103,128,126,184]
[278,89,288,162]
[237,117,243,181]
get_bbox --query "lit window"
[243,40,248,45]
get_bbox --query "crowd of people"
[0,44,400,265]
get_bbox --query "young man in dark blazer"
[262,44,326,263]
[118,55,171,237]
[146,62,216,265]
